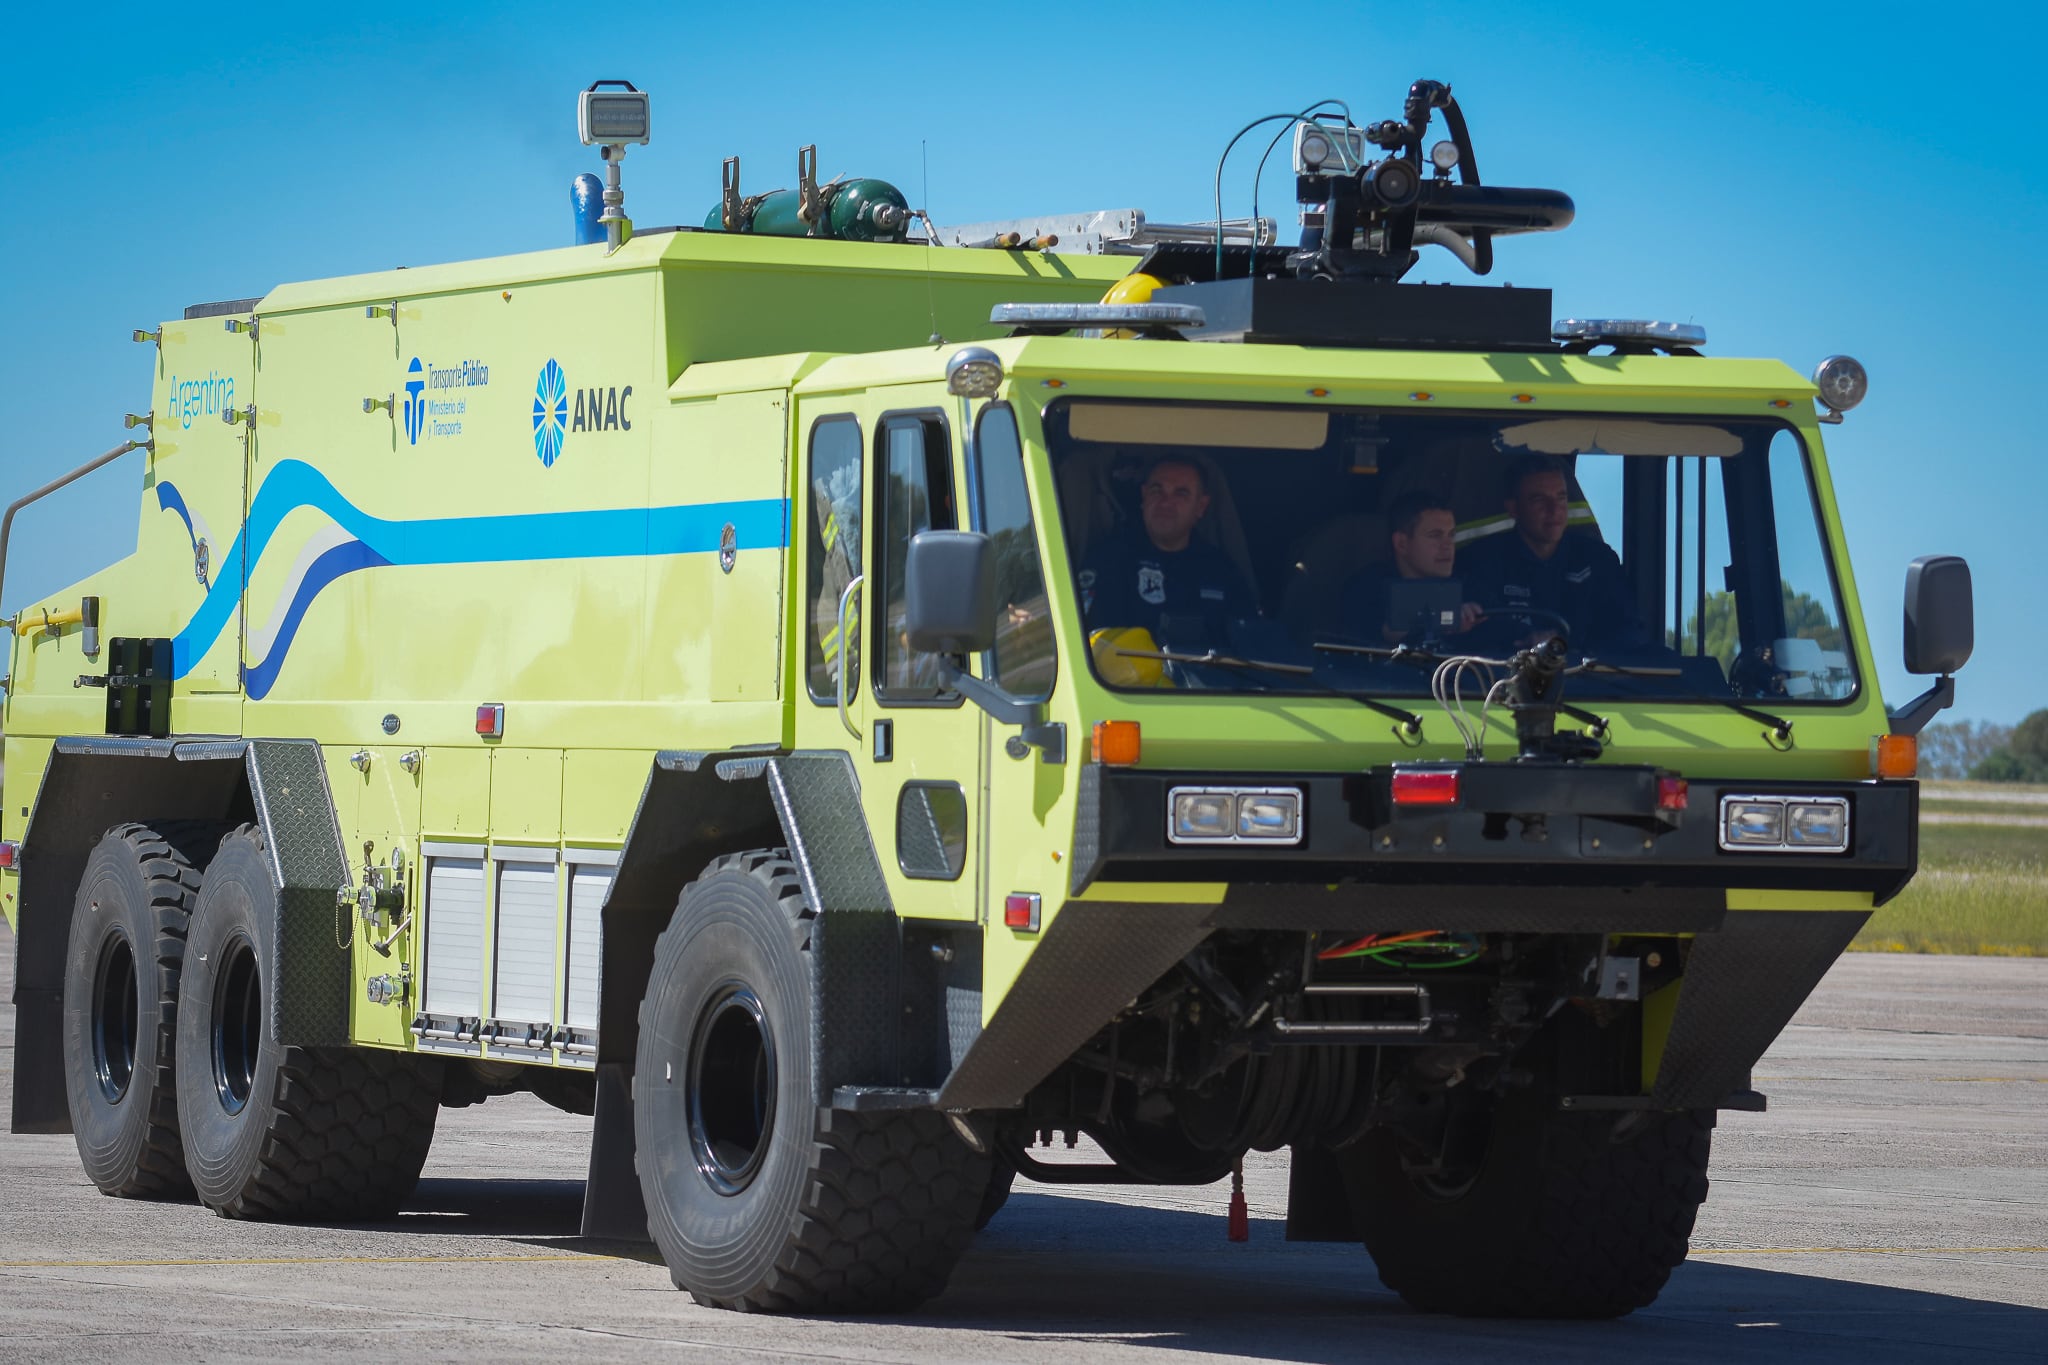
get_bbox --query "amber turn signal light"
[1873,733,1917,779]
[1092,720,1141,766]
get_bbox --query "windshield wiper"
[1317,642,1794,747]
[1113,646,1425,736]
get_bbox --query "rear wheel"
[61,822,225,1197]
[175,825,441,1220]
[1343,1088,1713,1318]
[634,850,989,1313]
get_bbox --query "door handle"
[835,574,863,741]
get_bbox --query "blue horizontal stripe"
[170,459,790,679]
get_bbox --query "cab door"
[961,401,1072,1004]
[792,400,982,922]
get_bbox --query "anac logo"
[532,359,568,468]
[402,358,427,445]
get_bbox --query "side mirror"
[904,530,998,655]
[1903,555,1972,676]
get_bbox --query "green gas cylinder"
[704,177,912,243]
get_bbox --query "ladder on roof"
[924,209,1277,255]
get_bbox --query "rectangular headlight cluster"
[1168,786,1303,846]
[1718,794,1850,853]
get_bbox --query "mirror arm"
[937,658,1065,763]
[1887,674,1955,738]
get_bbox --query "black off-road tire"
[61,821,228,1197]
[1344,1089,1714,1318]
[975,1157,1017,1231]
[634,849,990,1313]
[175,825,441,1221]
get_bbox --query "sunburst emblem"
[532,359,568,467]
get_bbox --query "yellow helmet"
[1101,272,1166,305]
[1097,273,1167,339]
[1090,626,1174,688]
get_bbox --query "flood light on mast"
[578,80,648,255]
[578,81,650,146]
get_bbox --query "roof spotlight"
[1429,140,1460,174]
[1299,130,1332,171]
[1362,158,1421,210]
[1812,355,1868,423]
[946,346,1004,398]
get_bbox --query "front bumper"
[1071,762,1916,906]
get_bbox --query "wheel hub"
[90,932,139,1104]
[212,935,262,1116]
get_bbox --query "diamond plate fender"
[11,738,256,1132]
[937,900,1215,1111]
[242,739,353,1047]
[1650,908,1868,1109]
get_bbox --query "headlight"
[1786,800,1850,849]
[1722,800,1785,847]
[1168,786,1304,846]
[1171,791,1236,841]
[1719,794,1850,853]
[1237,791,1301,841]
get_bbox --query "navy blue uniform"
[1079,534,1254,649]
[1459,531,1648,651]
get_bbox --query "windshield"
[1047,399,1856,705]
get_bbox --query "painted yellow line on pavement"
[0,1253,625,1269]
[1694,1246,2046,1257]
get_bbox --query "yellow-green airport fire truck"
[1,79,1975,1317]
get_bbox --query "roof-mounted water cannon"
[1287,78,1572,284]
[578,80,650,253]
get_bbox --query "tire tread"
[642,850,988,1314]
[1362,1103,1713,1318]
[72,820,228,1198]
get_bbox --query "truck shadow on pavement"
[397,1177,2042,1363]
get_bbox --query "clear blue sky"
[2,3,2040,724]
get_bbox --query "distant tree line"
[1920,711,2048,782]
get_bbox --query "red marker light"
[0,841,17,869]
[1003,893,1041,932]
[1391,770,1460,806]
[1657,777,1689,811]
[475,703,504,738]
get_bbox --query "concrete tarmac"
[1,932,2041,1362]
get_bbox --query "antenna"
[923,140,940,345]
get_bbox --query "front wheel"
[633,850,989,1313]
[1343,1089,1713,1318]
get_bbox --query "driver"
[1078,457,1255,646]
[1460,454,1647,651]
[1345,490,1486,644]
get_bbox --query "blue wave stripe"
[169,459,790,678]
[243,540,391,700]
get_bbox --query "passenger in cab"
[1078,457,1255,647]
[1346,490,1485,645]
[1460,455,1647,651]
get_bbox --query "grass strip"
[1850,820,2046,956]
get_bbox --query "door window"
[875,413,958,701]
[804,416,863,704]
[975,404,1057,699]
